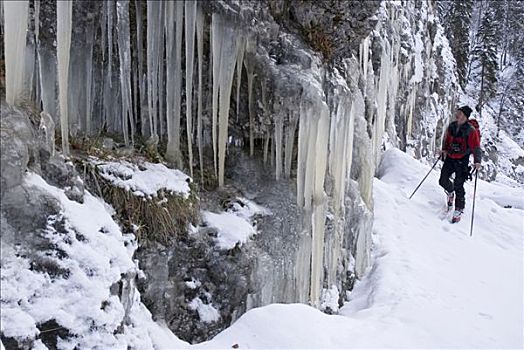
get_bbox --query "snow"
[0,172,189,348]
[3,148,522,348]
[92,159,191,198]
[226,198,272,220]
[202,211,256,250]
[190,148,523,349]
[188,297,221,324]
[320,285,340,313]
[202,197,270,250]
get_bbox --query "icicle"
[174,0,183,166]
[3,0,29,105]
[261,79,269,162]
[135,0,147,136]
[295,93,330,306]
[328,95,355,216]
[235,36,246,121]
[373,41,391,166]
[284,111,298,178]
[185,0,197,177]
[165,1,175,158]
[107,0,113,88]
[57,0,72,155]
[211,13,221,176]
[23,22,36,102]
[101,1,106,61]
[132,56,139,139]
[310,102,330,307]
[34,0,40,44]
[85,20,95,135]
[196,6,204,183]
[216,17,240,187]
[117,0,133,145]
[274,113,283,180]
[246,61,256,156]
[157,3,165,140]
[146,0,161,138]
[296,103,307,208]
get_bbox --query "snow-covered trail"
[191,148,523,349]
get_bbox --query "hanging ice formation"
[185,1,197,177]
[117,0,133,145]
[56,1,73,155]
[196,7,205,183]
[3,1,29,105]
[212,15,240,187]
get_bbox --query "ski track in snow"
[186,148,523,349]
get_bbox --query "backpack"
[468,119,481,143]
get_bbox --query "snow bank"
[202,198,270,250]
[202,211,256,250]
[91,158,191,198]
[0,172,188,348]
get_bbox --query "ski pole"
[470,169,478,237]
[409,155,442,199]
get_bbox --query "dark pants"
[439,156,469,210]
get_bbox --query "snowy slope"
[186,148,523,349]
[0,173,189,349]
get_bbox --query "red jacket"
[442,121,481,163]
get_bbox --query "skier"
[438,105,482,223]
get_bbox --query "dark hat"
[458,105,473,118]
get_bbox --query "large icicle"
[185,1,197,177]
[173,0,183,167]
[165,1,184,166]
[246,61,256,157]
[57,1,73,155]
[309,101,330,307]
[274,113,284,180]
[146,0,161,138]
[235,36,246,121]
[328,95,352,215]
[284,111,299,178]
[85,20,95,135]
[3,1,29,105]
[296,93,330,306]
[117,0,133,145]
[211,13,221,176]
[37,2,58,122]
[157,4,165,140]
[135,0,148,136]
[214,15,239,187]
[107,0,113,88]
[165,1,176,161]
[196,7,205,183]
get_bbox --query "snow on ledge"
[188,297,220,323]
[202,197,271,250]
[91,158,191,199]
[202,211,256,250]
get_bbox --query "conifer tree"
[447,0,474,88]
[471,6,498,113]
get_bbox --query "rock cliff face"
[1,0,461,345]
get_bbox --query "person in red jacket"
[439,105,482,221]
